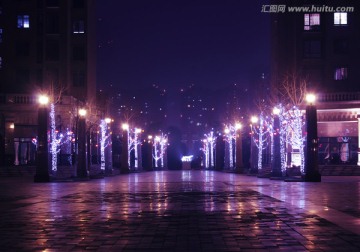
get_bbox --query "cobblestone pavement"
[0,171,359,251]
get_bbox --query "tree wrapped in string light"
[224,123,241,169]
[99,118,112,171]
[280,106,306,174]
[49,103,74,172]
[250,113,271,171]
[153,134,168,168]
[202,131,216,169]
[125,126,142,169]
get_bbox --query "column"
[304,94,321,182]
[77,109,88,178]
[34,100,50,182]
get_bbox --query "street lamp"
[305,93,321,182]
[34,94,50,182]
[271,106,282,177]
[77,108,88,178]
[121,123,129,173]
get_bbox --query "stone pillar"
[305,104,321,182]
[271,115,282,177]
[357,114,360,166]
[121,130,129,173]
[236,133,244,173]
[34,107,49,182]
[215,136,225,170]
[14,140,19,166]
[77,116,88,178]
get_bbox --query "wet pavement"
[0,171,359,251]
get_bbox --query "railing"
[0,94,74,105]
[317,92,360,102]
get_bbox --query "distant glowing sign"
[181,155,193,162]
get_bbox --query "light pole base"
[34,173,50,183]
[304,172,321,182]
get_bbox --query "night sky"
[97,0,270,92]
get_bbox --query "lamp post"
[271,107,282,177]
[77,109,88,178]
[357,113,360,166]
[235,123,244,173]
[34,95,50,182]
[304,94,321,182]
[121,123,129,173]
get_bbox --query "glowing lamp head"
[122,123,129,131]
[38,95,49,105]
[235,123,242,130]
[250,116,259,124]
[135,128,142,134]
[148,135,153,140]
[273,107,280,115]
[78,109,87,117]
[305,93,316,104]
[224,128,230,134]
[104,118,111,124]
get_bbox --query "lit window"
[73,20,85,34]
[304,13,320,30]
[17,15,30,29]
[334,12,347,25]
[334,67,348,80]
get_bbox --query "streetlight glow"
[122,123,129,131]
[235,123,242,130]
[306,93,316,104]
[105,118,111,124]
[78,109,87,117]
[251,116,258,124]
[273,107,281,115]
[38,95,49,105]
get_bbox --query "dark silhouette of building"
[271,0,360,93]
[0,0,97,166]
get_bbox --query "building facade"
[271,0,360,166]
[0,0,98,166]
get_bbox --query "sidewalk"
[0,171,359,251]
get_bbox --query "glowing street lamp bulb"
[251,116,258,124]
[273,107,281,115]
[235,123,242,130]
[224,128,230,134]
[122,123,129,131]
[78,109,87,117]
[306,93,316,104]
[104,118,111,123]
[135,128,142,134]
[148,135,153,140]
[38,95,49,105]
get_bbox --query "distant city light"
[181,155,193,162]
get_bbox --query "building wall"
[0,0,96,102]
[271,0,360,93]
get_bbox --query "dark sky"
[97,0,270,92]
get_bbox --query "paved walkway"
[0,171,359,251]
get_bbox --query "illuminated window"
[304,13,320,30]
[73,20,85,34]
[17,15,30,28]
[334,13,347,25]
[334,67,348,80]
